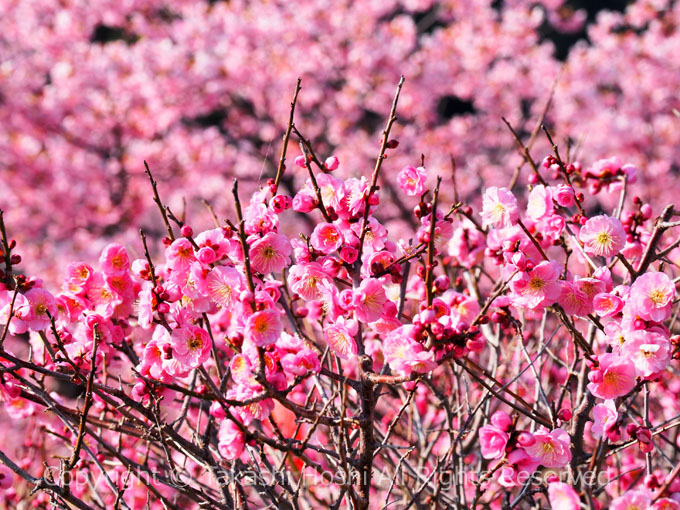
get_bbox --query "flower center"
[596,231,612,247]
[649,289,666,305]
[188,336,203,351]
[529,277,545,291]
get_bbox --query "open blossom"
[218,419,245,460]
[547,482,581,510]
[249,232,291,274]
[166,238,196,271]
[99,243,130,276]
[171,325,212,369]
[288,263,330,301]
[383,325,436,377]
[352,277,387,323]
[479,424,509,459]
[587,353,637,399]
[245,309,282,346]
[579,215,626,257]
[511,261,562,309]
[523,428,571,468]
[325,323,358,360]
[629,271,675,322]
[310,223,344,254]
[22,287,57,331]
[623,329,671,378]
[397,165,427,196]
[610,489,652,510]
[206,266,242,308]
[481,187,519,228]
[591,400,618,439]
[527,184,553,220]
[593,292,624,317]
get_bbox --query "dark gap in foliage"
[538,0,636,61]
[357,109,384,134]
[437,95,476,121]
[90,24,139,45]
[412,5,449,35]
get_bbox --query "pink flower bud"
[640,203,652,220]
[553,184,575,207]
[516,432,535,447]
[197,247,217,264]
[181,225,193,237]
[324,156,339,171]
[340,246,358,264]
[490,411,512,431]
[295,155,307,168]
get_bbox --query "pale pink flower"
[481,187,519,228]
[448,221,485,269]
[587,353,637,400]
[610,489,652,510]
[591,400,618,439]
[310,223,344,254]
[579,215,626,257]
[218,419,245,460]
[288,263,330,301]
[99,243,130,276]
[548,482,581,510]
[479,424,509,459]
[557,281,590,316]
[206,266,243,308]
[86,273,123,318]
[245,309,282,346]
[325,323,358,360]
[277,333,320,376]
[171,325,212,369]
[249,232,291,274]
[397,165,427,196]
[629,271,675,322]
[383,325,436,377]
[22,288,57,331]
[523,427,571,468]
[527,184,553,220]
[352,278,387,323]
[622,329,671,379]
[510,261,562,309]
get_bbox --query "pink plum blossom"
[397,165,427,196]
[579,215,626,258]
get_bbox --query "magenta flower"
[479,424,509,459]
[591,400,618,439]
[579,215,626,257]
[170,325,212,369]
[510,261,562,309]
[522,427,571,468]
[629,271,675,322]
[245,309,282,346]
[587,353,637,399]
[99,243,130,276]
[352,277,387,323]
[397,165,427,196]
[249,232,291,274]
[218,419,245,461]
[310,223,344,254]
[481,187,519,228]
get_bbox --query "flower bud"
[181,225,193,237]
[324,156,340,171]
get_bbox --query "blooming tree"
[1,76,680,510]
